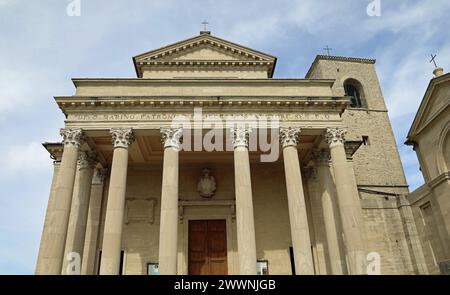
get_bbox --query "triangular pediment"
[407,73,450,141]
[159,45,249,61]
[133,33,277,78]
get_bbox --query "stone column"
[312,149,346,275]
[82,168,108,275]
[304,167,327,274]
[99,128,134,275]
[35,146,63,275]
[43,129,85,274]
[325,127,366,275]
[158,127,183,275]
[62,151,97,274]
[280,127,314,275]
[231,127,257,275]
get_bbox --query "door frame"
[187,219,228,275]
[180,214,236,275]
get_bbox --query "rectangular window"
[362,136,370,145]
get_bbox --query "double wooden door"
[188,220,228,275]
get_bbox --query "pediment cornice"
[133,33,277,78]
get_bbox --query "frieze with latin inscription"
[69,112,337,122]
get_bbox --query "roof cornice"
[54,96,349,117]
[306,55,376,78]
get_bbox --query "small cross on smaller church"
[429,54,438,68]
[201,20,209,32]
[323,45,333,56]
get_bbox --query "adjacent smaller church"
[34,31,448,275]
[406,66,450,274]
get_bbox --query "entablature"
[55,95,349,119]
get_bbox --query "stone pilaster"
[397,195,429,274]
[62,151,97,274]
[280,127,315,275]
[100,128,134,275]
[42,129,85,274]
[158,127,183,275]
[231,127,257,275]
[325,127,366,275]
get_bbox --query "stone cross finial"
[430,54,444,77]
[110,128,135,149]
[160,127,183,150]
[325,127,347,147]
[201,20,209,31]
[60,128,85,148]
[230,127,252,149]
[280,127,301,148]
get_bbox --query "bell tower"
[306,55,408,193]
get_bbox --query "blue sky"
[0,0,449,274]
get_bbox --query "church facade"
[35,32,429,275]
[406,67,450,275]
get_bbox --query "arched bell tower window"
[344,79,364,108]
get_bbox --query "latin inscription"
[70,112,334,122]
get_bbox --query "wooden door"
[188,220,228,275]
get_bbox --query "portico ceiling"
[86,133,318,166]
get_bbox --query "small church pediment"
[408,76,450,139]
[420,82,450,126]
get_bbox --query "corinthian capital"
[280,127,301,148]
[230,127,252,149]
[60,128,85,148]
[160,127,183,150]
[78,151,98,170]
[325,127,347,147]
[110,128,135,149]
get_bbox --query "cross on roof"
[323,45,333,56]
[201,20,209,31]
[429,54,438,68]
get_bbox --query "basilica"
[35,31,447,275]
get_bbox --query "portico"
[37,120,366,275]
